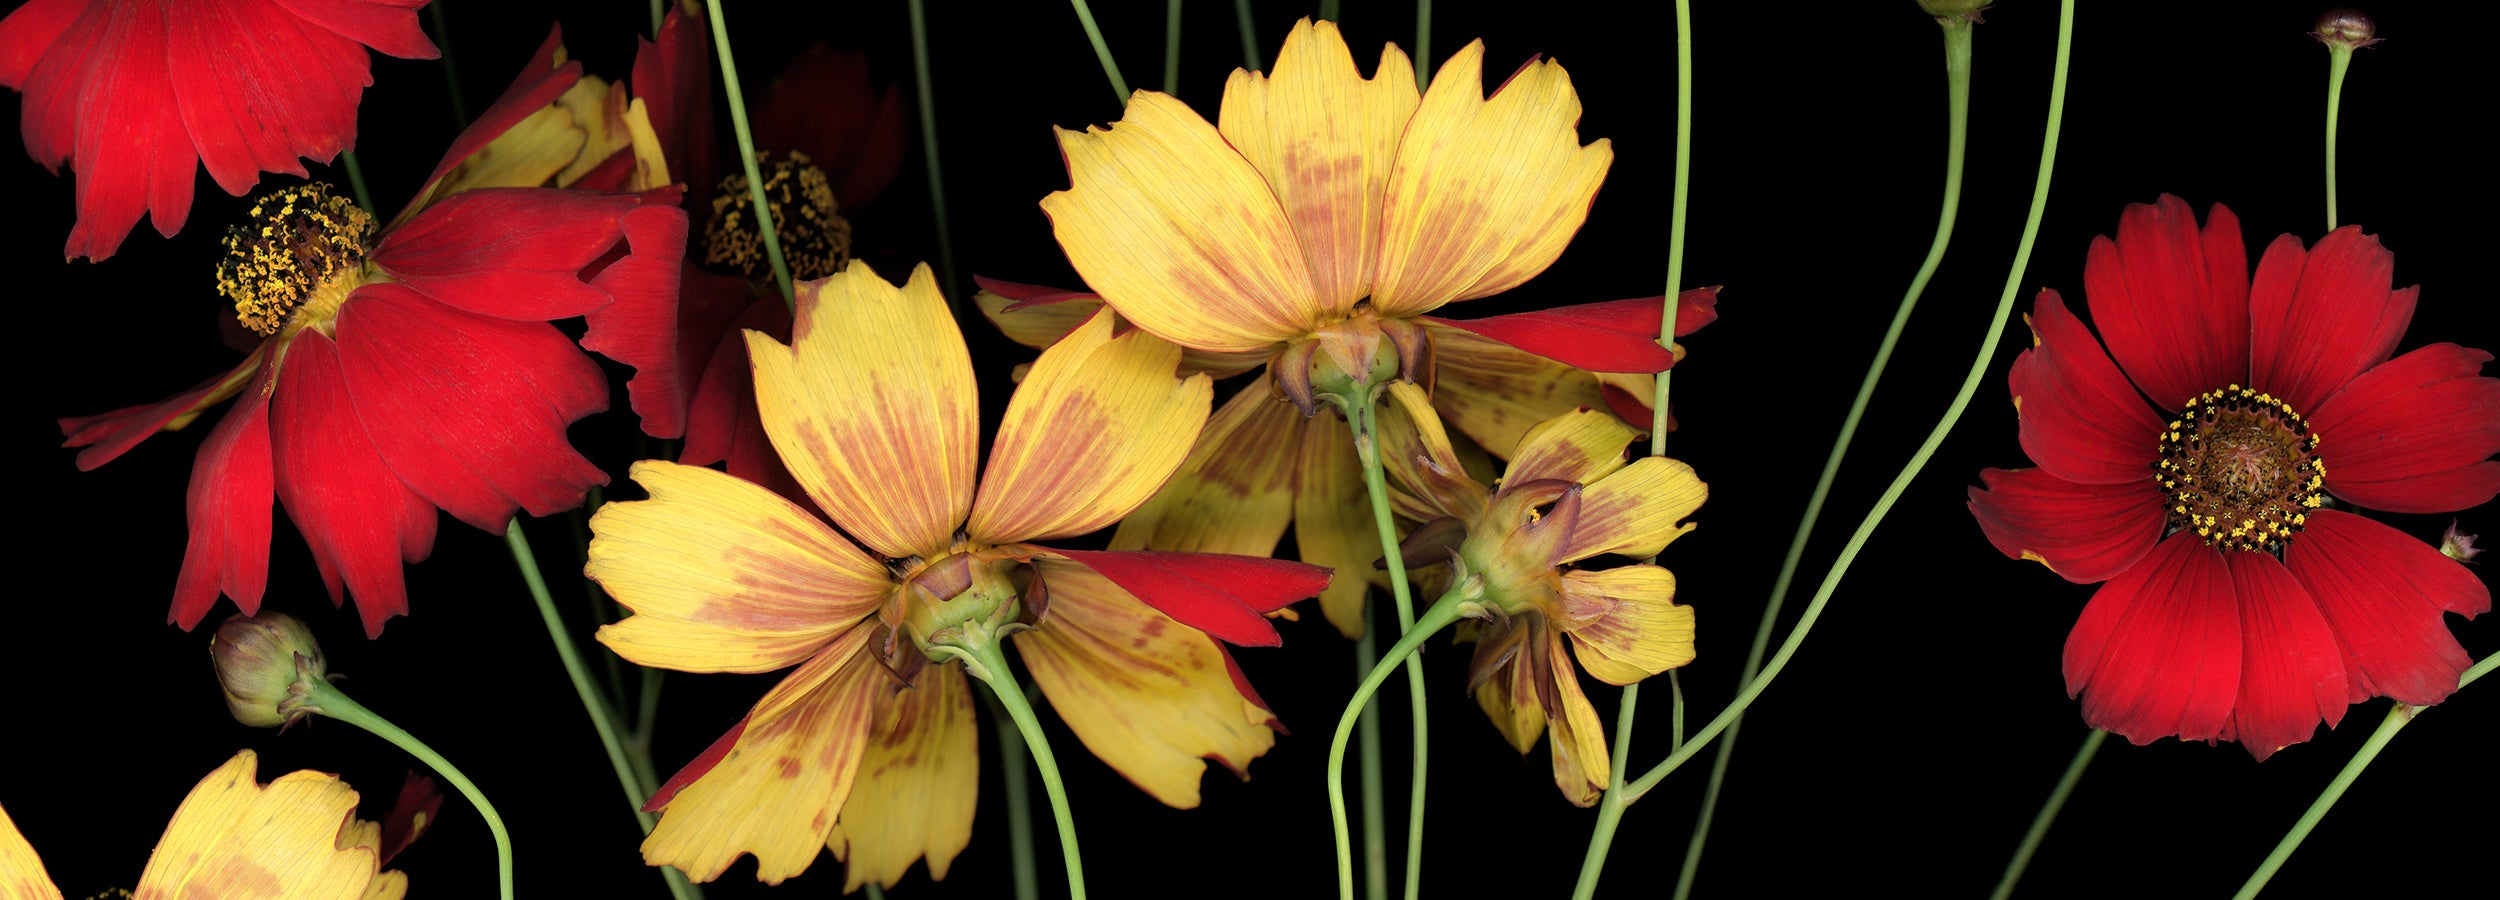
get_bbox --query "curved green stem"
[2323,45,2352,231]
[704,0,794,309]
[1991,729,2106,900]
[1068,0,1129,103]
[1353,628,1390,900]
[302,679,512,900]
[984,687,1042,900]
[952,635,1086,900]
[907,0,960,302]
[1334,384,1430,900]
[1330,593,1471,900]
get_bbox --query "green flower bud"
[209,613,328,729]
[1915,0,1991,24]
[2313,8,2380,50]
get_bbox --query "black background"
[9,1,2494,897]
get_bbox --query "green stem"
[427,2,469,129]
[704,0,794,309]
[1330,593,1471,900]
[1414,0,1432,86]
[341,151,375,219]
[1667,671,1684,755]
[1068,0,1130,102]
[650,0,663,36]
[1354,627,1390,900]
[952,635,1086,900]
[1336,385,1430,900]
[1321,0,1341,23]
[1990,729,2105,900]
[1671,20,1975,900]
[2234,654,2496,900]
[2323,45,2352,230]
[1163,0,1183,95]
[985,687,1042,900]
[1232,0,1261,69]
[302,679,512,900]
[907,0,961,302]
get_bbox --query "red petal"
[2248,227,2414,413]
[1967,467,2165,584]
[1044,548,1331,648]
[46,0,196,259]
[271,332,441,638]
[0,0,82,87]
[643,715,749,813]
[408,26,580,203]
[579,204,695,438]
[374,189,648,320]
[2221,551,2346,760]
[752,45,906,210]
[1214,640,1285,734]
[2009,290,2164,485]
[60,351,262,471]
[2062,532,2240,744]
[632,2,715,213]
[2082,196,2249,409]
[2287,510,2486,708]
[975,275,1103,311]
[334,284,608,531]
[168,0,361,195]
[2310,344,2500,514]
[169,368,278,630]
[374,771,443,866]
[1426,289,1718,375]
[266,0,437,61]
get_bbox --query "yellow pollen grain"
[216,184,372,337]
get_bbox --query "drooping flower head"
[586,261,1328,887]
[0,0,441,261]
[1969,195,2496,759]
[58,30,688,637]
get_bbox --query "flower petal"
[373,188,653,321]
[1109,383,1306,559]
[1555,456,1705,563]
[1298,410,1385,638]
[170,368,278,631]
[1039,549,1329,648]
[1013,564,1280,807]
[1472,638,1543,755]
[135,751,387,900]
[169,0,373,196]
[1426,289,1717,376]
[2221,551,2346,760]
[267,0,437,60]
[1504,407,1642,488]
[2062,533,2240,745]
[272,332,440,637]
[1968,467,2165,584]
[1542,628,1612,807]
[398,27,583,223]
[1378,380,1484,522]
[0,798,63,900]
[578,203,697,438]
[0,0,80,86]
[752,44,906,211]
[633,2,716,212]
[1371,42,1611,317]
[60,349,264,471]
[976,277,1266,377]
[2287,510,2486,707]
[1043,91,1322,353]
[2082,196,2249,409]
[2009,289,2164,485]
[677,277,802,502]
[1427,320,1612,459]
[2310,344,2500,514]
[1215,18,1417,310]
[2248,226,2415,413]
[589,460,893,673]
[36,0,197,259]
[1558,565,1694,685]
[970,309,1213,543]
[827,663,978,893]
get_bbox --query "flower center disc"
[705,150,852,281]
[216,184,372,337]
[2154,385,2327,552]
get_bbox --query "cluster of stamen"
[705,151,851,280]
[215,184,372,336]
[2154,385,2327,553]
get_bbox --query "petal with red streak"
[2082,196,2249,409]
[1108,383,1305,559]
[2062,533,2240,745]
[1968,467,2165,584]
[1427,321,1611,460]
[2248,227,2414,413]
[1040,549,1329,648]
[1427,289,1718,376]
[2221,551,2347,760]
[400,27,582,218]
[1541,629,1612,808]
[2286,510,2485,708]
[170,368,278,630]
[1558,565,1695,685]
[2009,290,2164,485]
[272,332,441,637]
[827,663,978,893]
[970,309,1212,544]
[1554,456,1706,563]
[0,797,63,900]
[2310,344,2500,514]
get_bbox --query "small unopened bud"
[2441,521,2481,564]
[2313,9,2379,50]
[1915,0,1991,24]
[210,613,328,728]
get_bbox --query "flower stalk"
[705,0,795,308]
[1991,729,2108,900]
[1322,379,1432,900]
[941,627,1088,900]
[296,677,513,900]
[1329,588,1474,900]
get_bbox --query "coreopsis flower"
[0,0,439,261]
[1025,18,1717,636]
[58,30,687,637]
[1969,195,2497,759]
[587,262,1328,887]
[1380,390,1703,805]
[0,750,429,899]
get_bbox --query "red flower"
[1970,195,2497,759]
[0,0,439,261]
[59,30,686,637]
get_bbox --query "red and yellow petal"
[1043,92,1322,353]
[1013,564,1280,808]
[170,367,279,631]
[2009,290,2165,485]
[2081,196,2249,409]
[589,460,894,674]
[1504,407,1642,488]
[1037,550,1328,648]
[133,751,392,900]
[1968,467,2165,584]
[1298,411,1387,638]
[1554,456,1705,563]
[1108,385,1307,562]
[977,278,1267,377]
[633,2,716,211]
[273,332,440,638]
[2286,510,2486,708]
[1541,629,1613,807]
[2221,551,2347,760]
[1371,42,1610,318]
[970,309,1212,544]
[397,28,584,224]
[1427,321,1613,460]
[1558,565,1694,686]
[0,798,63,900]
[748,262,977,560]
[2310,344,2500,514]
[1378,380,1485,523]
[827,663,979,893]
[2062,533,2241,745]
[60,347,266,471]
[1425,290,1717,377]
[2248,226,2415,414]
[1215,18,1418,310]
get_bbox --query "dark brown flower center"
[705,150,851,281]
[216,183,372,336]
[2155,385,2327,553]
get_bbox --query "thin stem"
[2323,45,2353,230]
[1068,0,1130,102]
[985,687,1042,900]
[1163,0,1183,95]
[303,680,512,900]
[1354,627,1390,900]
[1414,0,1432,86]
[907,0,961,301]
[1321,0,1341,23]
[1990,729,2106,900]
[427,2,469,129]
[954,637,1086,900]
[341,152,375,219]
[704,0,794,309]
[650,0,663,37]
[1233,0,1261,69]
[1330,593,1471,900]
[1667,671,1685,755]
[1336,386,1430,900]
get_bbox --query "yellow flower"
[587,262,1328,888]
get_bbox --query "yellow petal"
[1015,561,1279,807]
[828,664,979,892]
[644,646,889,884]
[1559,566,1696,685]
[134,751,386,900]
[1472,655,1544,756]
[1109,384,1306,557]
[0,802,62,900]
[1428,322,1611,459]
[589,460,894,674]
[1378,380,1484,522]
[749,262,977,559]
[357,872,408,900]
[553,74,635,188]
[1505,408,1641,487]
[1559,456,1706,562]
[1542,632,1613,808]
[977,286,1267,378]
[1216,18,1418,309]
[970,309,1213,544]
[1043,92,1323,353]
[1371,42,1612,317]
[1297,411,1385,638]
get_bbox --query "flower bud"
[2441,521,2481,564]
[210,613,328,728]
[1915,0,1991,23]
[2313,8,2379,50]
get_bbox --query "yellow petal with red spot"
[0,802,62,900]
[749,262,977,560]
[1371,42,1612,317]
[1559,565,1696,685]
[828,664,978,893]
[1428,322,1612,459]
[1379,380,1484,523]
[1473,656,1544,756]
[1109,385,1306,557]
[1297,412,1385,638]
[969,309,1213,544]
[1506,408,1641,487]
[1015,561,1278,807]
[1043,93,1322,353]
[1542,632,1613,808]
[643,645,888,884]
[590,460,894,674]
[133,751,388,900]
[1216,18,1418,309]
[1559,456,1706,563]
[976,286,1105,352]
